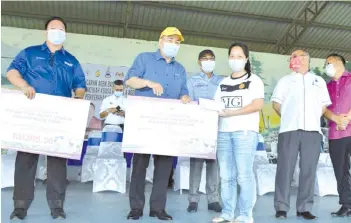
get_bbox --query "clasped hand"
[335,114,351,131]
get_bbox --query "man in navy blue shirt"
[6,16,86,220]
[125,27,191,221]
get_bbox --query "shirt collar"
[41,42,66,55]
[330,70,350,83]
[154,50,175,63]
[200,72,215,80]
[291,71,312,76]
[341,70,350,77]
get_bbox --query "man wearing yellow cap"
[124,27,191,221]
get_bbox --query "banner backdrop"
[79,64,130,138]
[82,64,129,118]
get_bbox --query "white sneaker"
[212,216,231,223]
[233,216,254,223]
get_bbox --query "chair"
[173,157,206,194]
[93,125,127,193]
[36,155,47,181]
[255,164,277,196]
[314,153,338,196]
[81,131,102,183]
[1,150,17,188]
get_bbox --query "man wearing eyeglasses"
[323,53,351,217]
[271,50,331,220]
[124,27,191,221]
[6,16,86,220]
[186,49,223,213]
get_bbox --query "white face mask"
[114,91,123,97]
[161,42,180,58]
[47,29,66,45]
[201,61,216,73]
[229,59,247,73]
[325,64,336,77]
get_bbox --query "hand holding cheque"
[122,96,222,159]
[0,89,90,160]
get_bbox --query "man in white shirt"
[271,50,331,220]
[99,80,126,130]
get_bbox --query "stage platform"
[1,181,349,223]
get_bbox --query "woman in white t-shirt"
[212,42,265,223]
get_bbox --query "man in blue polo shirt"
[186,49,223,213]
[6,16,86,220]
[125,27,191,221]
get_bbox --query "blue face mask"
[161,42,180,58]
[114,91,123,97]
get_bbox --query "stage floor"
[1,181,350,223]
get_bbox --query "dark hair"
[198,49,215,60]
[90,103,95,109]
[326,53,346,65]
[45,16,67,30]
[113,80,124,86]
[228,42,252,78]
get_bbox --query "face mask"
[289,57,301,72]
[325,64,336,77]
[161,42,180,58]
[229,59,246,73]
[47,29,66,45]
[201,61,216,73]
[114,91,123,97]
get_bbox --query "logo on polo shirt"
[64,61,73,67]
[195,83,206,88]
[220,81,251,92]
[36,56,45,60]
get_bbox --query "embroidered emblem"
[64,61,73,67]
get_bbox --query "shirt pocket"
[173,73,181,81]
[310,84,324,104]
[27,58,49,78]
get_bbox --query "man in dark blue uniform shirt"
[125,27,191,221]
[6,16,86,220]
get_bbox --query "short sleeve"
[271,78,286,104]
[186,78,195,100]
[72,62,87,90]
[249,76,265,100]
[124,54,145,81]
[320,78,332,106]
[7,49,28,76]
[99,98,108,114]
